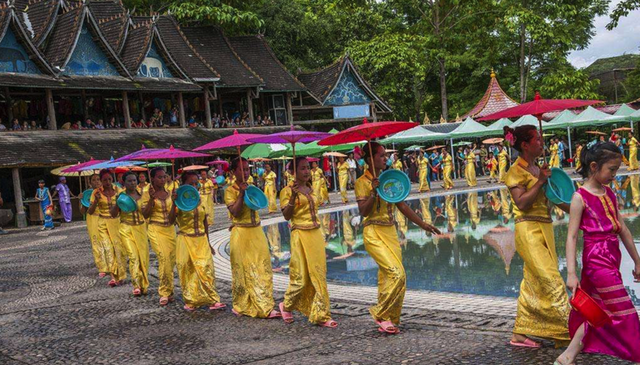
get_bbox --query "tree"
[539,64,602,100]
[607,0,640,29]
[168,0,262,33]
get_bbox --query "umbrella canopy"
[114,166,147,174]
[449,117,489,139]
[510,115,548,129]
[380,126,446,144]
[241,143,288,159]
[318,119,417,146]
[247,158,271,162]
[485,118,513,135]
[248,129,331,145]
[114,146,164,162]
[206,160,230,168]
[483,137,504,145]
[84,158,145,171]
[613,127,633,132]
[144,161,173,167]
[51,165,96,177]
[194,130,264,151]
[426,145,446,151]
[478,92,603,121]
[182,165,209,171]
[61,158,106,173]
[452,141,473,147]
[586,131,607,136]
[129,145,210,160]
[323,152,347,158]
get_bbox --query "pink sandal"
[376,320,399,334]
[108,279,116,287]
[509,338,541,348]
[267,310,282,319]
[231,308,242,317]
[183,305,196,312]
[209,303,227,311]
[98,273,106,278]
[159,297,170,306]
[132,288,141,296]
[319,319,338,328]
[279,302,294,323]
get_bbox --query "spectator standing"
[53,177,74,223]
[0,118,6,131]
[96,119,105,129]
[346,153,357,189]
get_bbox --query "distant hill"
[585,54,640,76]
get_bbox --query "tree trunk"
[519,22,527,103]
[433,3,448,120]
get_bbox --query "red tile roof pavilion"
[462,70,519,120]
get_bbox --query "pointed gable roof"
[181,26,262,88]
[462,70,519,119]
[155,15,219,82]
[43,2,130,76]
[13,0,59,46]
[89,0,129,54]
[298,54,391,112]
[228,34,306,92]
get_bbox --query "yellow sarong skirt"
[513,220,570,344]
[283,228,331,324]
[499,161,507,183]
[549,153,560,168]
[629,146,638,171]
[265,185,277,213]
[176,234,220,307]
[442,166,454,189]
[230,226,275,317]
[418,167,429,192]
[201,193,215,224]
[465,163,477,187]
[321,180,329,204]
[87,213,108,273]
[363,225,406,325]
[119,223,149,292]
[97,216,127,281]
[147,224,177,298]
[339,173,348,203]
[312,180,325,206]
[490,168,498,180]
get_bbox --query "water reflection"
[262,175,640,306]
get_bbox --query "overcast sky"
[568,0,640,69]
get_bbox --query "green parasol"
[144,161,172,167]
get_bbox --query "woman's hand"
[371,178,380,190]
[633,262,640,283]
[566,272,580,297]
[291,182,300,199]
[422,223,441,235]
[148,185,156,199]
[171,190,177,202]
[538,163,551,184]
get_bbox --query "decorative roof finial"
[423,113,430,125]
[490,68,496,78]
[439,115,446,124]
[455,113,461,123]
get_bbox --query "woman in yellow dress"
[498,144,509,183]
[338,157,349,203]
[465,147,477,187]
[503,126,570,348]
[138,172,150,195]
[87,169,127,287]
[110,171,149,296]
[284,169,294,187]
[81,173,108,277]
[278,157,337,327]
[573,142,583,173]
[393,153,403,171]
[168,171,226,312]
[628,132,638,171]
[356,142,440,334]
[487,152,498,183]
[165,173,180,196]
[548,139,559,168]
[311,161,328,206]
[441,148,454,190]
[261,164,278,213]
[225,157,280,318]
[141,167,177,306]
[198,170,215,224]
[417,151,430,192]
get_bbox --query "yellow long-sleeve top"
[264,171,276,187]
[311,168,324,183]
[338,161,349,176]
[355,170,394,227]
[466,152,476,164]
[199,179,215,196]
[418,156,428,171]
[140,191,173,226]
[224,183,260,227]
[119,193,144,226]
[504,157,551,222]
[138,182,150,195]
[393,159,403,170]
[90,189,117,218]
[279,185,319,231]
[176,203,208,236]
[498,149,508,164]
[442,154,453,168]
[165,181,180,195]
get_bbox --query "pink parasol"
[247,126,331,173]
[318,118,417,177]
[123,145,210,178]
[114,145,165,162]
[193,130,265,182]
[62,158,106,173]
[206,160,230,168]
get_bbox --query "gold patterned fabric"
[488,157,498,180]
[629,137,638,171]
[176,204,220,307]
[199,179,215,224]
[549,143,560,168]
[393,159,403,171]
[263,171,278,212]
[498,149,509,183]
[465,152,477,187]
[355,170,394,227]
[118,194,149,292]
[574,145,582,171]
[341,210,355,249]
[505,157,570,344]
[630,174,640,209]
[418,156,430,192]
[467,192,480,226]
[165,180,180,196]
[224,183,260,228]
[311,168,328,206]
[229,226,276,317]
[140,191,177,298]
[338,161,349,203]
[91,190,127,281]
[419,198,432,225]
[285,171,294,187]
[86,211,108,273]
[442,154,453,189]
[279,187,319,230]
[363,224,405,325]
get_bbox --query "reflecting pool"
[229,174,640,307]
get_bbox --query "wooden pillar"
[286,92,293,125]
[204,86,212,128]
[138,91,146,121]
[218,94,223,120]
[122,91,131,128]
[81,89,88,120]
[246,88,254,127]
[177,92,186,128]
[4,87,13,123]
[12,168,27,228]
[371,102,377,122]
[45,89,57,130]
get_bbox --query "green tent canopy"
[485,118,513,135]
[449,117,489,139]
[546,110,577,129]
[381,126,446,144]
[615,104,640,122]
[566,106,626,128]
[510,115,548,129]
[241,143,287,159]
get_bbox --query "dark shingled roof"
[43,3,83,68]
[13,0,59,46]
[0,126,295,167]
[298,55,392,112]
[228,35,306,92]
[0,73,61,88]
[155,15,219,82]
[119,20,152,74]
[181,26,262,88]
[90,0,129,54]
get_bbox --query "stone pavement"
[0,170,637,364]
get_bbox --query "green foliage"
[606,0,640,30]
[623,63,640,102]
[539,65,602,100]
[168,0,262,32]
[584,54,640,75]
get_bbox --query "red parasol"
[193,130,264,182]
[318,118,417,177]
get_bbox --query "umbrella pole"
[292,143,297,178]
[236,147,246,183]
[172,159,175,179]
[367,140,376,178]
[450,139,456,179]
[331,156,337,191]
[79,175,82,195]
[567,126,573,168]
[537,115,547,161]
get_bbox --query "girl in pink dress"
[556,142,640,365]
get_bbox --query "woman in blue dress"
[35,180,54,230]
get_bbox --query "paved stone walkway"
[0,170,636,364]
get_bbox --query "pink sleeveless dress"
[569,186,640,362]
